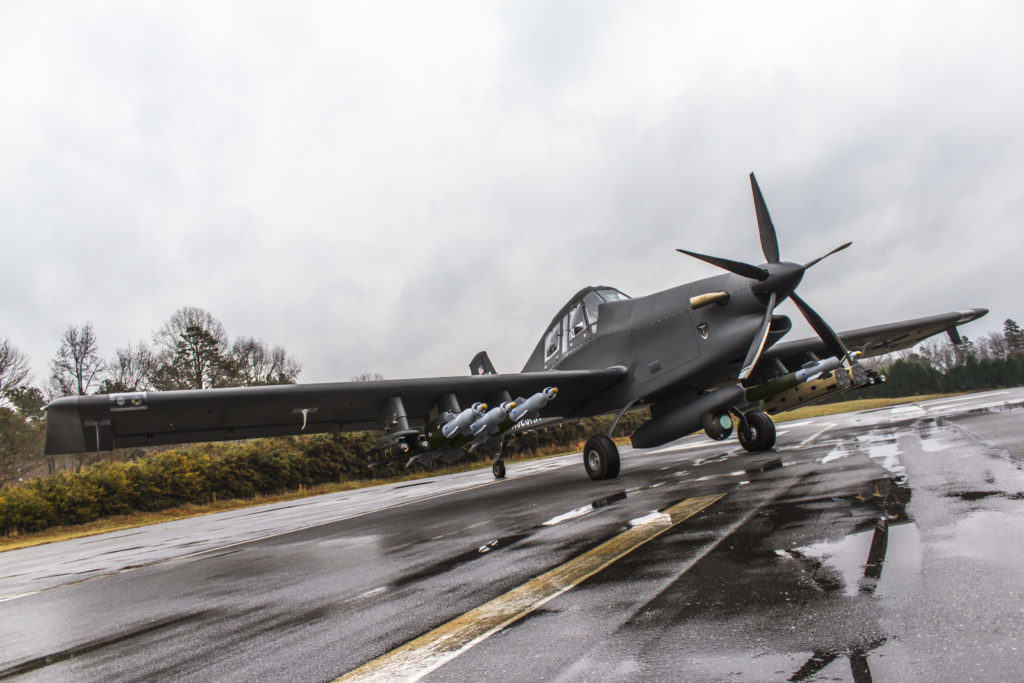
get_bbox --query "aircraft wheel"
[583,435,620,480]
[492,459,506,479]
[738,410,776,452]
[702,411,734,441]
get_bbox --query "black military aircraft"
[45,174,987,481]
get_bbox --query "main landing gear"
[583,434,620,480]
[736,409,776,452]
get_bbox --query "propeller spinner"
[678,173,852,380]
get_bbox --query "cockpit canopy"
[542,287,630,366]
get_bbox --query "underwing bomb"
[441,402,488,439]
[468,388,560,450]
[471,402,517,437]
[368,441,410,468]
[509,387,558,422]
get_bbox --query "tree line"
[1,306,301,484]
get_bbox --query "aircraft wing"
[761,308,988,371]
[44,367,627,455]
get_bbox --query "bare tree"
[231,336,301,385]
[48,323,105,397]
[0,338,31,407]
[975,331,1008,362]
[910,337,958,373]
[99,341,158,393]
[351,372,384,382]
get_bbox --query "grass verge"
[0,392,961,553]
[770,393,960,421]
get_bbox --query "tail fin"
[469,351,497,375]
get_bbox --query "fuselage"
[521,264,803,414]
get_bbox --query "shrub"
[0,485,58,535]
[26,473,104,525]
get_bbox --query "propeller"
[738,292,776,379]
[790,293,850,362]
[678,173,852,379]
[750,173,780,264]
[804,241,852,269]
[675,249,769,281]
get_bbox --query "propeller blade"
[676,249,770,281]
[750,173,780,264]
[738,292,776,380]
[790,292,850,361]
[804,241,852,269]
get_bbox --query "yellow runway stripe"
[338,493,725,681]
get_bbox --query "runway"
[2,388,1024,680]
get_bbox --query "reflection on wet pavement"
[507,405,1024,682]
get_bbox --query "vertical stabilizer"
[469,351,497,375]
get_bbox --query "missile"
[794,356,843,382]
[745,356,843,403]
[441,402,488,439]
[509,387,558,422]
[471,401,517,437]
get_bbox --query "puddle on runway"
[792,520,921,598]
[788,636,887,682]
[855,428,905,480]
[597,464,920,681]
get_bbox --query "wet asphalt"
[1,388,1023,681]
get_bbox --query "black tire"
[583,435,620,480]
[492,459,506,479]
[737,410,776,452]
[702,411,734,441]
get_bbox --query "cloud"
[1,1,1020,385]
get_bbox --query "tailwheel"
[583,435,620,480]
[737,410,776,452]
[492,459,506,479]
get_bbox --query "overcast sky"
[1,1,1021,386]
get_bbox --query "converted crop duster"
[45,175,987,480]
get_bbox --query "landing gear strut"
[736,410,776,452]
[492,435,510,479]
[583,435,620,480]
